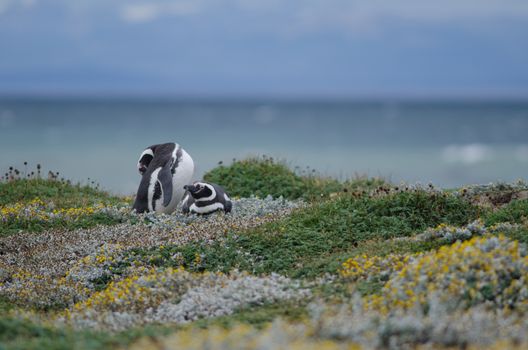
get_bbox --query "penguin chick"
[133,142,194,214]
[182,182,232,215]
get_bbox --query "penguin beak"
[184,184,197,193]
[139,165,147,175]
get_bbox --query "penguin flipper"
[158,163,174,207]
[181,193,192,214]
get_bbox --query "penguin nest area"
[2,173,528,349]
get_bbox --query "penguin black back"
[133,143,181,213]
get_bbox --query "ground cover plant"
[204,155,384,200]
[0,163,129,236]
[1,158,527,349]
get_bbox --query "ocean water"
[0,98,527,195]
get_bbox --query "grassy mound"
[0,168,128,235]
[203,156,383,200]
[0,178,122,208]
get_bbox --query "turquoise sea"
[1,98,527,194]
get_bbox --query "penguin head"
[137,146,155,175]
[184,182,214,200]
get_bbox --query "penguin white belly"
[189,202,225,214]
[154,148,194,214]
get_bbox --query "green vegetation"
[0,301,308,350]
[0,317,177,350]
[191,301,308,330]
[0,178,123,208]
[0,297,13,314]
[204,156,383,200]
[0,176,129,236]
[484,199,528,226]
[0,212,126,237]
[122,189,479,279]
[0,317,103,350]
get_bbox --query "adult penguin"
[133,142,194,214]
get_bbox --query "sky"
[1,0,528,98]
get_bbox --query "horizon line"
[1,92,528,104]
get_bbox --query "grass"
[191,301,309,330]
[496,226,528,244]
[0,178,123,208]
[0,317,104,350]
[121,189,479,279]
[0,317,179,350]
[204,156,384,200]
[0,175,129,236]
[483,199,528,226]
[0,301,308,350]
[0,298,13,314]
[0,213,126,237]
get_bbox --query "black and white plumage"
[181,182,232,215]
[137,147,155,175]
[133,142,194,214]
